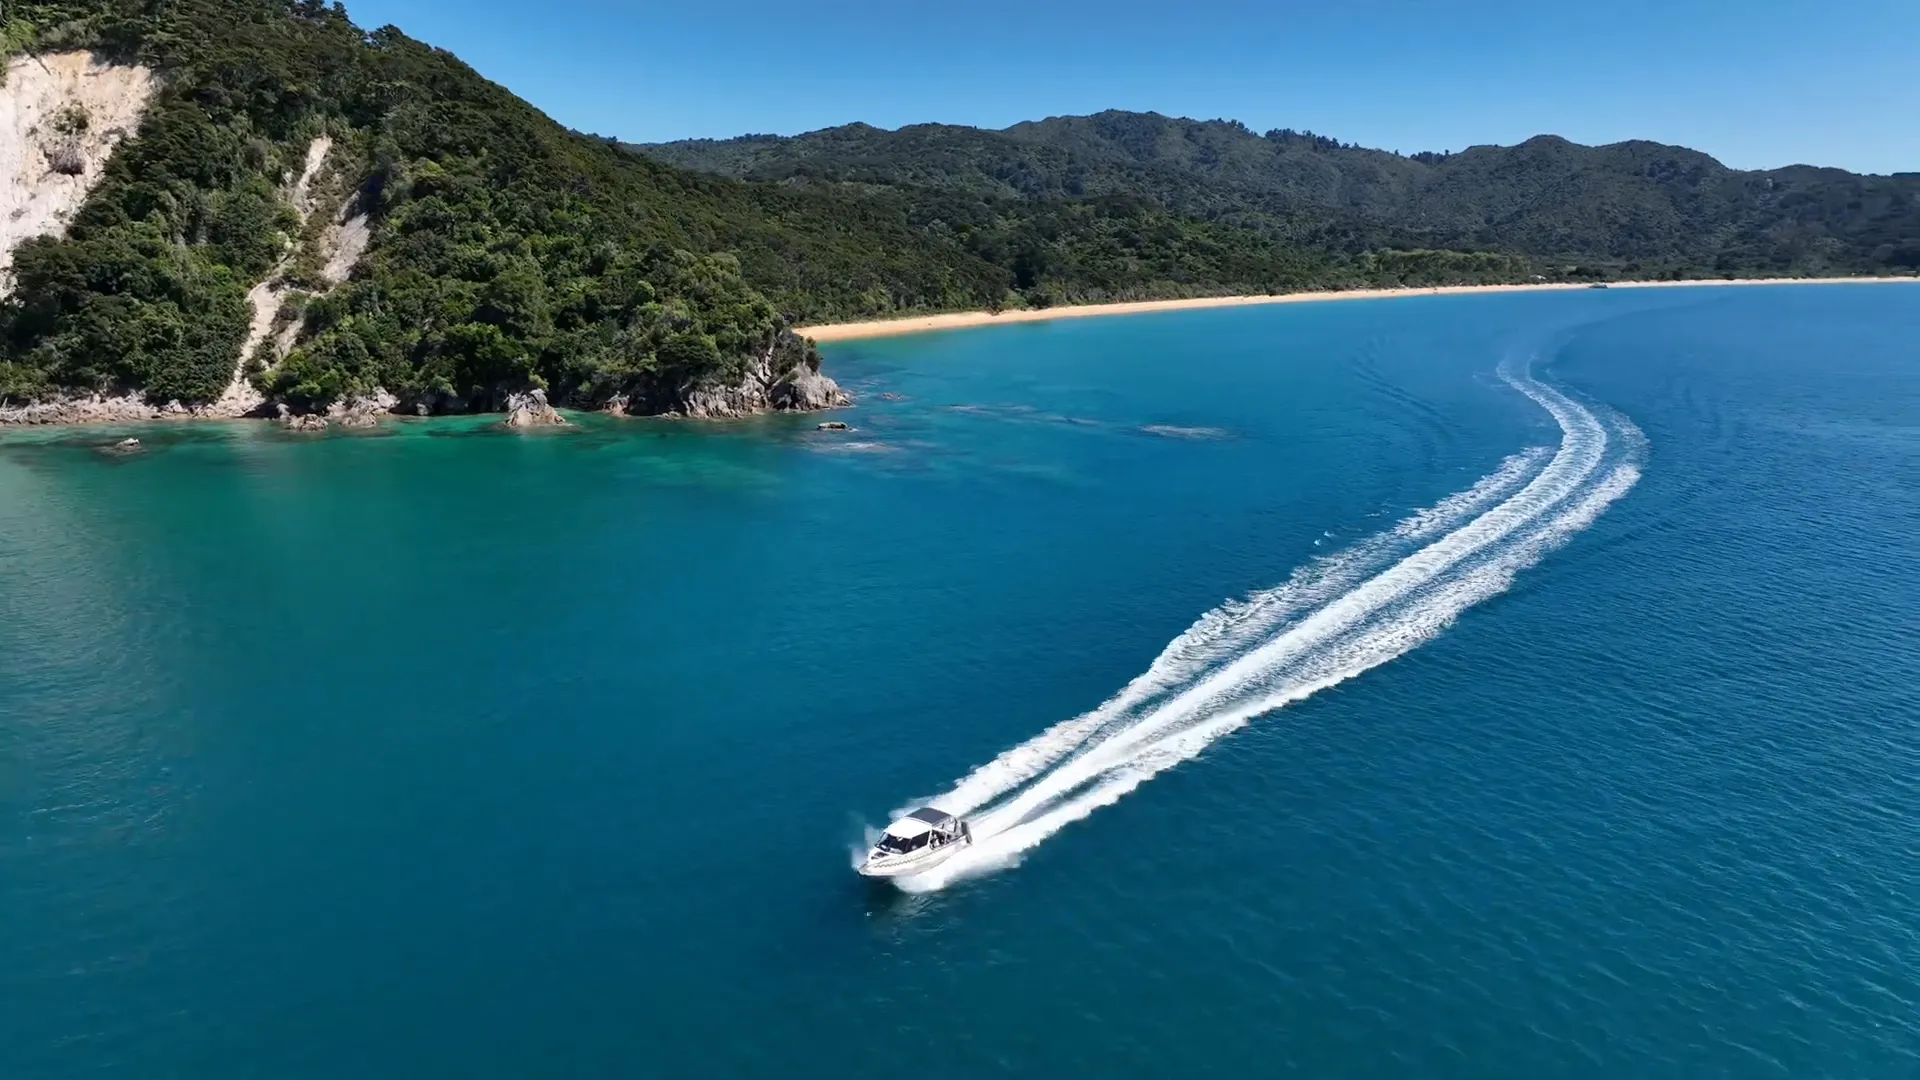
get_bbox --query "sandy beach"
[797,277,1920,342]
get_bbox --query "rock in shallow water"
[772,368,852,412]
[652,335,852,418]
[276,403,328,431]
[503,388,568,427]
[328,388,398,429]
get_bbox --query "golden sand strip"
[798,277,1920,342]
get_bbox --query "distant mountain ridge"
[637,110,1920,275]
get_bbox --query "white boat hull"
[857,840,968,878]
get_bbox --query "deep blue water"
[3,284,1918,1077]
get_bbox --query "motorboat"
[857,806,971,878]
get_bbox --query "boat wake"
[882,355,1645,893]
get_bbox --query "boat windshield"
[874,832,930,855]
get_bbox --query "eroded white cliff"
[0,52,155,289]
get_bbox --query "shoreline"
[797,276,1920,342]
[9,276,1916,430]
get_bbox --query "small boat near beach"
[857,806,971,878]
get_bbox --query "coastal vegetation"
[0,1,1913,415]
[0,0,1005,412]
[641,113,1920,281]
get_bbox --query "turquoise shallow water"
[3,285,1918,1077]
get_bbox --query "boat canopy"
[884,806,957,838]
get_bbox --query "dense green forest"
[2,2,1912,411]
[642,112,1920,278]
[0,0,1015,409]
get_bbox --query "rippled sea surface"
[4,285,1918,1078]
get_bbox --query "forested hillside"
[4,2,1912,415]
[0,0,1031,411]
[0,1,1532,414]
[643,111,1920,278]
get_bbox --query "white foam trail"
[890,360,1642,892]
[1098,369,1600,747]
[1394,445,1553,540]
[951,370,1607,834]
[933,444,1550,816]
[1139,444,1553,689]
[901,461,1642,893]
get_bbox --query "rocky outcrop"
[331,404,378,429]
[257,387,398,429]
[278,404,328,432]
[648,333,850,419]
[327,387,397,428]
[771,365,851,412]
[0,388,392,428]
[503,388,567,427]
[678,377,770,419]
[1,392,166,424]
[276,404,321,429]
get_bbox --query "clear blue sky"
[341,0,1915,174]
